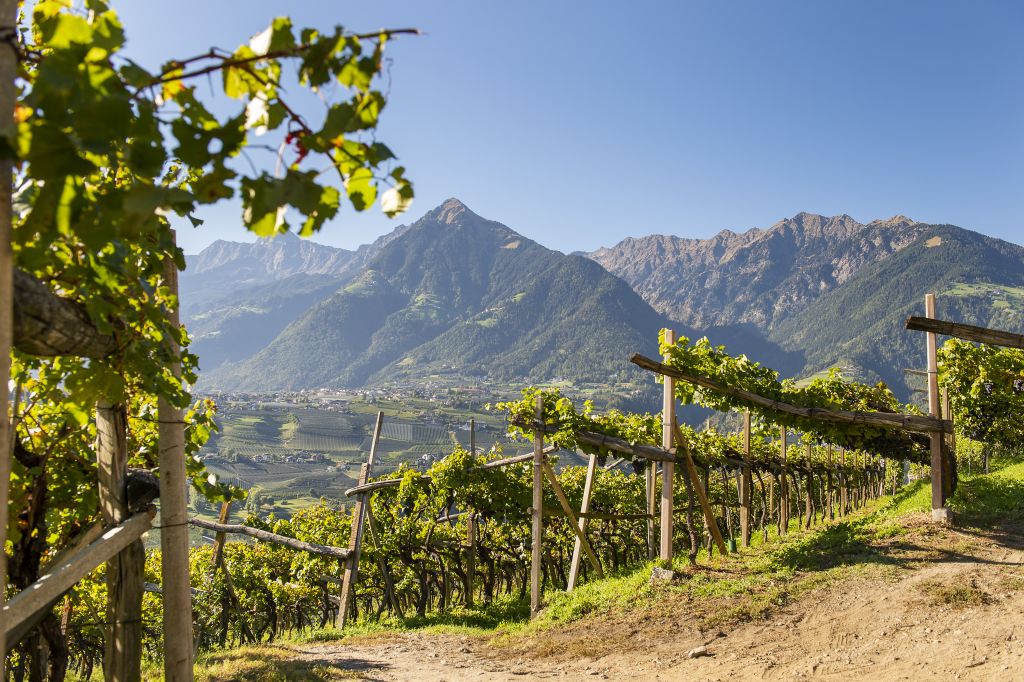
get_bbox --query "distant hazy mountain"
[587,213,926,329]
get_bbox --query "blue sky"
[118,1,1024,255]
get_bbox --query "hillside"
[587,213,927,329]
[769,226,1024,398]
[201,200,708,391]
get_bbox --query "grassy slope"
[187,460,1024,680]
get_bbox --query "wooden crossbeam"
[189,519,350,559]
[906,315,1024,349]
[630,353,951,434]
[4,511,154,643]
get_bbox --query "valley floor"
[194,473,1024,681]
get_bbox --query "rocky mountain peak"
[429,197,476,225]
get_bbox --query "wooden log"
[924,294,948,520]
[211,501,232,568]
[739,411,752,547]
[568,453,598,590]
[530,395,544,616]
[157,235,193,682]
[905,315,1024,349]
[542,460,603,579]
[188,519,351,558]
[780,427,789,534]
[96,402,145,682]
[364,505,402,618]
[465,511,476,607]
[3,511,154,644]
[339,411,383,627]
[804,442,814,529]
[0,0,14,665]
[630,354,951,434]
[12,269,117,358]
[660,329,676,563]
[673,421,728,557]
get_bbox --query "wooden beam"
[567,454,598,591]
[542,460,604,580]
[906,315,1024,349]
[530,395,544,616]
[188,519,351,559]
[158,234,193,682]
[96,402,145,682]
[660,329,676,563]
[339,411,383,627]
[739,411,752,547]
[3,511,154,643]
[631,353,950,434]
[672,421,728,557]
[12,269,117,358]
[923,295,950,521]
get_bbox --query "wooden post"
[530,395,544,616]
[804,442,814,528]
[660,329,676,563]
[841,448,848,515]
[672,421,728,556]
[339,411,383,627]
[211,501,232,568]
[158,233,193,682]
[645,464,656,560]
[568,453,598,590]
[465,512,476,607]
[542,461,603,579]
[96,402,145,682]
[0,0,17,667]
[925,294,950,522]
[941,388,954,501]
[739,411,752,547]
[827,445,835,520]
[779,427,789,534]
[364,506,402,618]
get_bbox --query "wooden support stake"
[211,501,232,568]
[465,511,476,607]
[542,461,603,579]
[804,442,814,529]
[531,395,544,616]
[739,411,752,547]
[924,294,949,521]
[645,462,656,560]
[660,329,676,563]
[0,0,17,666]
[364,505,402,618]
[97,402,145,682]
[568,453,598,591]
[672,421,728,556]
[158,233,193,682]
[780,427,789,534]
[941,388,954,501]
[339,411,383,627]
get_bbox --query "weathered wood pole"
[840,448,848,515]
[804,442,814,528]
[0,0,18,668]
[941,388,954,501]
[672,421,728,556]
[924,294,950,522]
[739,411,752,547]
[568,453,598,590]
[158,234,194,682]
[779,426,789,534]
[542,461,603,578]
[96,403,145,682]
[531,394,544,616]
[465,512,476,607]
[660,329,676,563]
[645,464,656,560]
[339,410,383,627]
[364,506,402,617]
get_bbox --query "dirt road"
[284,515,1024,681]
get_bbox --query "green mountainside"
[769,226,1024,400]
[201,199,760,392]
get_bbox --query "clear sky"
[117,1,1024,255]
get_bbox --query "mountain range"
[182,199,1024,404]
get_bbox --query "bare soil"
[289,515,1024,681]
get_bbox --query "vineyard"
[2,4,1024,682]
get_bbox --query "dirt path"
[288,516,1024,681]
